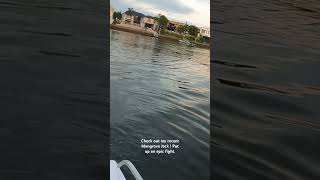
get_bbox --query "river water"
[110,30,210,180]
[212,0,320,179]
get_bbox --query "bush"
[160,29,183,39]
[197,36,205,43]
[185,35,196,42]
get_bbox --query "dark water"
[212,0,320,179]
[0,1,108,180]
[110,30,210,180]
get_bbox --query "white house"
[122,10,157,30]
[199,27,210,38]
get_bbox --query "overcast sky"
[110,0,210,27]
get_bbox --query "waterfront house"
[121,10,157,30]
[167,21,185,32]
[198,27,210,42]
[143,15,157,30]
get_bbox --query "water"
[212,0,320,179]
[110,30,210,180]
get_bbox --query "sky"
[110,0,210,27]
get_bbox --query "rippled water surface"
[212,0,320,179]
[1,1,107,179]
[110,30,210,180]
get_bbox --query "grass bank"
[110,23,154,37]
[160,30,210,49]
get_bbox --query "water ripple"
[213,0,320,179]
[111,30,210,180]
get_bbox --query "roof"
[199,26,210,30]
[145,15,155,19]
[124,10,145,17]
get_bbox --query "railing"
[117,160,143,180]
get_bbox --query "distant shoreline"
[110,24,210,49]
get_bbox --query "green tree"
[155,14,169,30]
[187,25,199,37]
[177,24,189,34]
[177,25,183,34]
[113,11,122,23]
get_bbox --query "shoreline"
[110,24,154,37]
[110,24,210,49]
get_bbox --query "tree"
[155,14,169,29]
[128,8,133,12]
[113,11,122,23]
[187,25,199,37]
[177,24,189,34]
[177,25,184,34]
